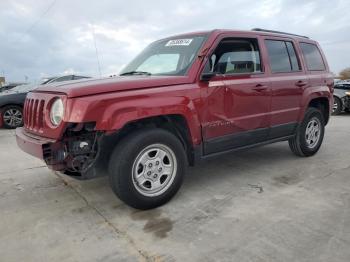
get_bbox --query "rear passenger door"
[263,38,307,139]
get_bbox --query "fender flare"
[96,96,202,145]
[298,87,331,123]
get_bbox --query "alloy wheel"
[3,108,23,128]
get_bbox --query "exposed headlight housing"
[345,91,350,96]
[50,98,64,126]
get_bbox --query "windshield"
[120,35,206,76]
[40,77,56,84]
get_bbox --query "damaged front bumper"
[16,127,113,180]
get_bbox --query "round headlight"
[50,98,64,126]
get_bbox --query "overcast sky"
[0,0,349,82]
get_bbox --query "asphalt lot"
[1,115,350,262]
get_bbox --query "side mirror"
[200,72,215,81]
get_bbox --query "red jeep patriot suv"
[16,29,333,209]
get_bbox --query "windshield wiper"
[120,71,152,76]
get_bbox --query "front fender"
[66,87,203,145]
[105,96,202,145]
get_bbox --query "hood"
[33,75,192,98]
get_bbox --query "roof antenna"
[92,25,102,78]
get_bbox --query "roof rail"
[251,28,309,39]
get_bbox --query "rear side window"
[265,40,301,73]
[300,43,325,71]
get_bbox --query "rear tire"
[108,128,187,210]
[1,105,23,129]
[289,107,325,157]
[332,96,342,115]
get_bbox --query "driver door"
[200,36,271,155]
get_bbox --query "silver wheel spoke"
[138,155,149,166]
[151,179,161,190]
[131,143,177,197]
[162,165,172,175]
[156,149,167,160]
[136,175,147,186]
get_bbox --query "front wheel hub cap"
[132,144,177,197]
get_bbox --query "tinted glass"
[265,40,291,73]
[52,76,73,82]
[207,39,261,74]
[73,76,90,80]
[300,43,325,71]
[286,42,300,71]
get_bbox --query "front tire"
[108,128,187,210]
[289,107,325,157]
[1,105,23,129]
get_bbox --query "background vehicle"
[0,82,27,93]
[333,82,350,114]
[44,75,91,84]
[0,75,91,128]
[16,29,333,209]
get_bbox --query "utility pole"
[92,26,102,78]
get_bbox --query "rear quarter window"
[300,43,325,71]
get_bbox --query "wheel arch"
[307,97,330,125]
[102,114,198,167]
[0,103,23,111]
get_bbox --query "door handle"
[253,84,268,92]
[295,80,308,87]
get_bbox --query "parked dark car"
[0,75,91,128]
[0,82,27,93]
[44,75,91,83]
[333,82,350,114]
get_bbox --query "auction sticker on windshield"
[165,39,193,46]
